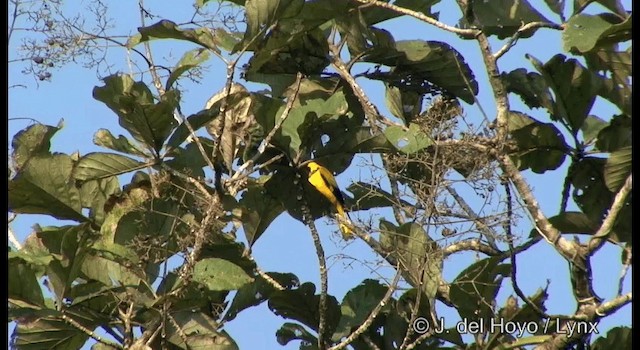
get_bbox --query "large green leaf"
[586,47,632,115]
[604,145,631,192]
[333,279,389,339]
[237,184,284,247]
[592,326,632,350]
[458,0,551,39]
[528,54,600,134]
[508,112,569,173]
[193,258,254,291]
[242,0,304,46]
[364,40,478,104]
[449,257,510,321]
[8,255,45,308]
[9,154,86,222]
[346,181,401,210]
[78,176,120,224]
[595,114,631,152]
[563,13,632,53]
[127,19,221,51]
[275,322,318,347]
[383,124,433,154]
[379,222,441,301]
[224,272,299,322]
[268,282,341,334]
[501,69,555,111]
[92,129,147,157]
[11,307,105,350]
[161,309,239,350]
[74,152,146,181]
[571,157,631,243]
[11,123,60,172]
[581,115,608,145]
[166,48,211,90]
[93,74,179,152]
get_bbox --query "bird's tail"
[336,205,353,239]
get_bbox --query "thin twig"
[138,0,165,95]
[62,312,123,349]
[329,267,401,350]
[446,185,499,250]
[226,73,304,194]
[493,22,563,60]
[352,0,479,38]
[586,174,632,254]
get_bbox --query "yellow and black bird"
[304,161,353,239]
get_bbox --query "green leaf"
[237,184,284,247]
[93,74,179,151]
[581,115,608,145]
[127,19,221,51]
[380,222,441,300]
[595,114,631,152]
[573,0,627,17]
[458,0,551,39]
[571,157,631,243]
[11,123,60,172]
[11,307,105,350]
[508,112,568,174]
[93,129,147,156]
[9,154,86,222]
[346,181,399,210]
[79,177,120,224]
[224,272,299,322]
[385,85,422,124]
[545,211,598,235]
[74,152,145,181]
[592,326,631,350]
[384,124,433,154]
[333,279,389,339]
[528,54,600,133]
[563,13,631,53]
[193,258,254,291]
[604,145,631,192]
[166,48,211,90]
[9,255,45,308]
[162,309,239,350]
[450,257,509,321]
[587,47,632,115]
[275,322,318,347]
[268,282,341,334]
[501,69,555,111]
[242,0,304,47]
[80,247,144,287]
[364,40,478,104]
[167,108,220,149]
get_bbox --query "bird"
[304,161,353,239]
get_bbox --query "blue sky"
[8,1,631,349]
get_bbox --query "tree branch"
[443,239,501,256]
[300,193,329,349]
[493,22,563,60]
[352,0,479,38]
[586,174,632,254]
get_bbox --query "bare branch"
[493,22,563,60]
[300,193,329,349]
[446,185,499,250]
[586,174,632,254]
[498,154,578,260]
[618,245,631,296]
[443,239,501,256]
[352,0,479,38]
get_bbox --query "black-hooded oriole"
[304,161,353,239]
